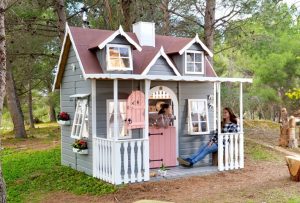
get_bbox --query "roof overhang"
[85,74,253,83]
[179,34,213,57]
[52,23,87,91]
[141,47,181,76]
[98,25,142,51]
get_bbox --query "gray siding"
[178,82,214,166]
[147,56,176,76]
[60,45,93,175]
[97,35,133,74]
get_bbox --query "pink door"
[126,91,145,129]
[149,127,177,168]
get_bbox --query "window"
[185,50,204,74]
[188,99,209,134]
[107,100,131,139]
[106,44,133,71]
[71,98,89,139]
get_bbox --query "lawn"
[1,147,116,203]
[0,123,116,203]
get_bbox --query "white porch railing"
[93,137,150,184]
[218,132,244,171]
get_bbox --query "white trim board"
[98,25,142,52]
[70,93,90,98]
[141,47,181,76]
[84,73,253,83]
[179,34,213,57]
[52,23,69,92]
[53,23,87,90]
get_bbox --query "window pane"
[191,112,199,122]
[119,47,129,57]
[120,58,130,68]
[109,47,120,58]
[186,52,194,62]
[195,53,202,62]
[192,122,199,132]
[200,122,207,132]
[109,58,121,68]
[195,63,202,72]
[187,63,194,72]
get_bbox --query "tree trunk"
[160,0,170,35]
[6,62,26,138]
[103,0,113,29]
[204,0,216,64]
[54,0,67,43]
[120,0,132,31]
[0,0,8,201]
[28,80,35,128]
[47,84,56,122]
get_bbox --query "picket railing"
[217,132,244,171]
[93,137,149,184]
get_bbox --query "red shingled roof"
[67,26,217,76]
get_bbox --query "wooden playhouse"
[53,21,252,184]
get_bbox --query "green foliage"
[1,148,116,203]
[288,197,300,203]
[246,143,278,161]
[215,1,300,118]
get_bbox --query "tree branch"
[67,0,101,20]
[168,9,204,28]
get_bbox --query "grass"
[245,141,280,161]
[1,147,116,203]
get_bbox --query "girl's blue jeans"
[189,143,218,164]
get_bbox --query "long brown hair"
[222,107,238,128]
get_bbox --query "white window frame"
[71,98,89,139]
[188,99,209,135]
[184,50,204,74]
[106,99,132,139]
[106,44,133,71]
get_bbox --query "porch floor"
[150,165,218,181]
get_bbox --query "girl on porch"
[177,107,239,167]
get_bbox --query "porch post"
[113,79,122,184]
[91,79,97,178]
[144,79,151,181]
[213,82,217,131]
[217,82,224,171]
[91,79,97,138]
[239,82,244,168]
[113,79,119,141]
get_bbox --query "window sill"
[107,68,133,71]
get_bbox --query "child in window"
[156,103,174,128]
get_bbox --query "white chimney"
[132,22,155,47]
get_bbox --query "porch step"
[150,165,218,181]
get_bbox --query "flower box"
[72,147,88,155]
[57,120,71,125]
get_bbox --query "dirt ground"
[42,159,299,203]
[41,120,300,203]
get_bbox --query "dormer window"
[107,44,133,71]
[185,50,204,74]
